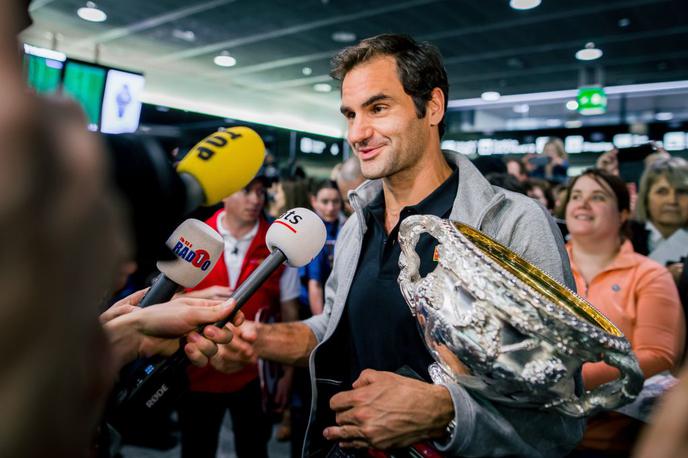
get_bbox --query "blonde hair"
[544,137,567,159]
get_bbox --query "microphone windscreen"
[176,127,265,206]
[156,219,224,288]
[266,208,326,267]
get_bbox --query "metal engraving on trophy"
[397,214,643,417]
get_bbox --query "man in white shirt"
[178,174,300,458]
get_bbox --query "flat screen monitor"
[100,68,146,134]
[62,60,107,131]
[22,44,64,94]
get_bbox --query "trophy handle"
[398,215,452,315]
[555,348,644,417]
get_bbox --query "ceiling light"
[513,104,529,114]
[77,2,107,22]
[546,119,562,127]
[313,83,332,93]
[172,29,196,42]
[655,112,673,121]
[565,120,583,129]
[566,100,578,111]
[302,67,313,76]
[509,0,541,10]
[331,31,357,43]
[575,42,603,61]
[481,91,501,101]
[214,51,236,67]
[618,18,631,28]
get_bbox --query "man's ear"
[427,87,445,127]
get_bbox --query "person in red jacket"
[177,174,300,458]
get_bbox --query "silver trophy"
[397,215,643,417]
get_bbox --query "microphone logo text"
[195,131,243,160]
[280,210,303,225]
[173,237,212,271]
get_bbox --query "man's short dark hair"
[330,34,449,138]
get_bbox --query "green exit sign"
[577,87,607,115]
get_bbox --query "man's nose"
[348,116,372,147]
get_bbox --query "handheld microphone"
[105,126,265,266]
[176,126,266,211]
[115,208,326,413]
[138,219,224,308]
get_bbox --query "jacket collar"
[348,150,504,230]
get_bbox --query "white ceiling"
[20,0,688,137]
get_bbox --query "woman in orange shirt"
[564,169,684,456]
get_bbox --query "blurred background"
[20,0,688,178]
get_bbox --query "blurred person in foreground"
[0,3,239,456]
[634,362,688,458]
[207,34,582,457]
[562,169,684,456]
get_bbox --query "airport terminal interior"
[7,0,688,457]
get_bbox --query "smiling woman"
[632,157,688,268]
[563,169,685,455]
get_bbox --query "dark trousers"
[290,367,311,458]
[178,379,272,458]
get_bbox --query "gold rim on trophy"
[398,215,643,417]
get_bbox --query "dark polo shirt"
[345,168,459,382]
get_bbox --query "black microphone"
[114,208,326,414]
[104,126,264,267]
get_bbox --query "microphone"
[115,208,326,413]
[176,126,266,211]
[138,219,224,308]
[105,126,265,266]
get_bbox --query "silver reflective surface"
[397,215,643,417]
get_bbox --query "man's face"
[223,179,266,225]
[340,56,432,180]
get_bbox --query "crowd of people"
[3,2,688,456]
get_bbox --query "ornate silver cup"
[397,215,643,417]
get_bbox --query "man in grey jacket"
[213,34,584,457]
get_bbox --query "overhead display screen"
[23,53,63,94]
[62,61,107,131]
[100,69,146,134]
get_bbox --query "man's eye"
[372,104,386,113]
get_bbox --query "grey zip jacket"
[302,151,585,457]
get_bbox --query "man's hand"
[209,320,259,373]
[324,369,454,450]
[103,294,244,370]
